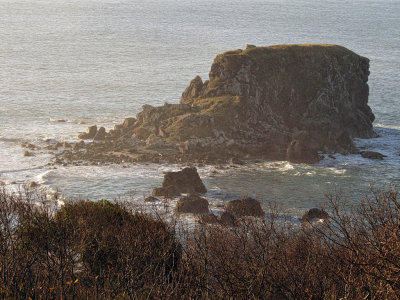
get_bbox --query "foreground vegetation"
[0,187,399,299]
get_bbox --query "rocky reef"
[53,44,375,165]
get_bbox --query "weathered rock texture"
[301,208,329,222]
[179,44,375,162]
[55,44,375,165]
[152,167,206,197]
[360,151,386,160]
[175,195,209,214]
[225,198,264,217]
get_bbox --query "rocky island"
[52,44,376,165]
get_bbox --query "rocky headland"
[50,44,376,166]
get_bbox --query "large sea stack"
[179,44,375,162]
[64,44,375,165]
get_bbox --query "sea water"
[0,0,399,217]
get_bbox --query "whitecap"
[374,123,400,130]
[49,118,68,123]
[35,169,55,185]
[278,162,294,172]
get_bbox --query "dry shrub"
[0,186,399,299]
[180,208,336,299]
[0,188,181,299]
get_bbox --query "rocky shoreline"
[25,44,380,167]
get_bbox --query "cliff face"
[179,44,375,162]
[66,44,375,165]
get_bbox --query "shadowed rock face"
[225,198,264,217]
[301,208,329,222]
[175,195,209,214]
[152,167,207,197]
[59,44,376,165]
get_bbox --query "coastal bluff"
[57,44,376,165]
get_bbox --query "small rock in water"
[24,150,34,157]
[225,198,264,217]
[175,195,209,214]
[159,167,207,195]
[301,208,329,222]
[360,151,386,160]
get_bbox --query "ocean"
[1,0,399,217]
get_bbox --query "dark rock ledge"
[50,44,376,166]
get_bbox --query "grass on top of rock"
[194,95,243,117]
[219,44,360,61]
[209,44,362,90]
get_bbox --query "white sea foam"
[35,169,55,185]
[276,162,294,172]
[374,123,400,130]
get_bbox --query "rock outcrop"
[78,125,97,140]
[301,208,329,222]
[152,167,206,197]
[175,195,209,214]
[56,44,376,165]
[93,127,106,141]
[198,211,237,226]
[224,198,264,217]
[360,151,386,160]
[179,44,374,163]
